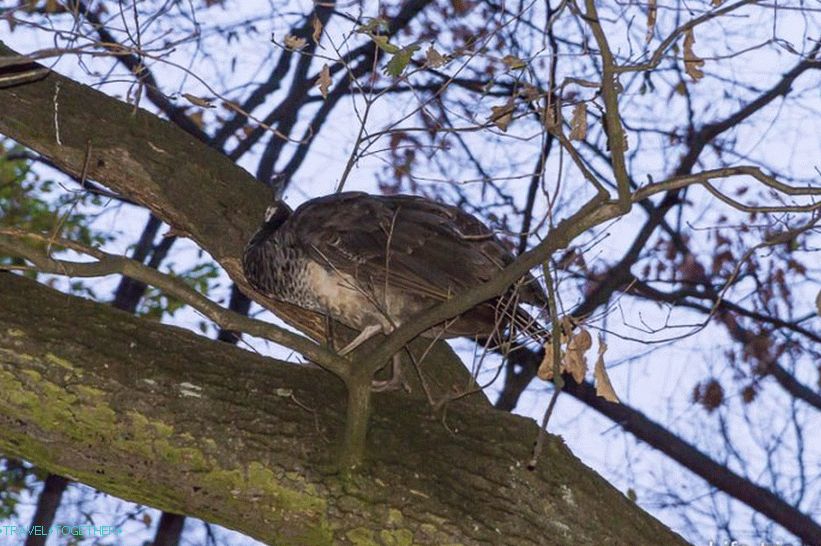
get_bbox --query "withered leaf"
[502,54,526,70]
[565,333,590,383]
[683,28,705,82]
[646,0,657,44]
[542,105,557,130]
[311,16,323,45]
[593,339,619,403]
[284,35,307,50]
[426,46,446,68]
[569,102,588,141]
[537,342,561,381]
[182,93,214,108]
[488,101,515,132]
[189,110,205,129]
[316,64,331,99]
[520,83,540,102]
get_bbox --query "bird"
[242,191,547,389]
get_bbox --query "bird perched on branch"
[243,192,547,389]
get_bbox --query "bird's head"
[262,200,293,227]
[246,200,293,250]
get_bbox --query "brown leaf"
[569,102,587,141]
[520,83,540,102]
[542,105,557,130]
[221,100,241,113]
[645,0,657,44]
[502,54,526,70]
[566,332,590,383]
[537,342,558,381]
[284,35,307,50]
[816,289,821,316]
[683,28,705,82]
[425,46,446,68]
[488,101,515,132]
[311,16,323,45]
[189,110,205,129]
[593,340,619,403]
[316,64,331,99]
[711,0,723,6]
[182,93,214,108]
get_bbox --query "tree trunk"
[24,474,69,546]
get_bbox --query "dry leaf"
[542,105,557,130]
[683,28,705,82]
[565,328,592,383]
[426,46,446,68]
[311,16,323,45]
[182,93,214,108]
[815,289,821,316]
[537,342,560,381]
[711,0,723,6]
[502,54,526,70]
[189,110,205,129]
[569,102,587,141]
[284,35,307,50]
[316,64,331,99]
[593,340,619,403]
[222,100,241,113]
[488,101,515,132]
[520,83,540,102]
[645,0,657,44]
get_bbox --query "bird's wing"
[289,193,546,305]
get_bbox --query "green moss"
[346,528,378,546]
[386,508,403,526]
[73,384,106,400]
[379,528,414,546]
[21,369,42,382]
[0,354,337,545]
[45,352,76,371]
[5,328,25,337]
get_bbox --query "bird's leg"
[337,324,382,356]
[370,353,408,392]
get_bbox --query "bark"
[0,274,685,545]
[152,512,186,546]
[24,474,69,546]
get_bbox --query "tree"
[0,0,818,544]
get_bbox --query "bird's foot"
[338,324,382,356]
[370,355,410,393]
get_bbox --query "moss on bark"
[0,274,687,545]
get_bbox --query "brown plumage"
[243,192,546,349]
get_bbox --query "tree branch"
[0,273,686,545]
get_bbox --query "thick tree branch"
[499,350,821,545]
[0,273,686,545]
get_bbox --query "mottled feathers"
[243,192,546,340]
